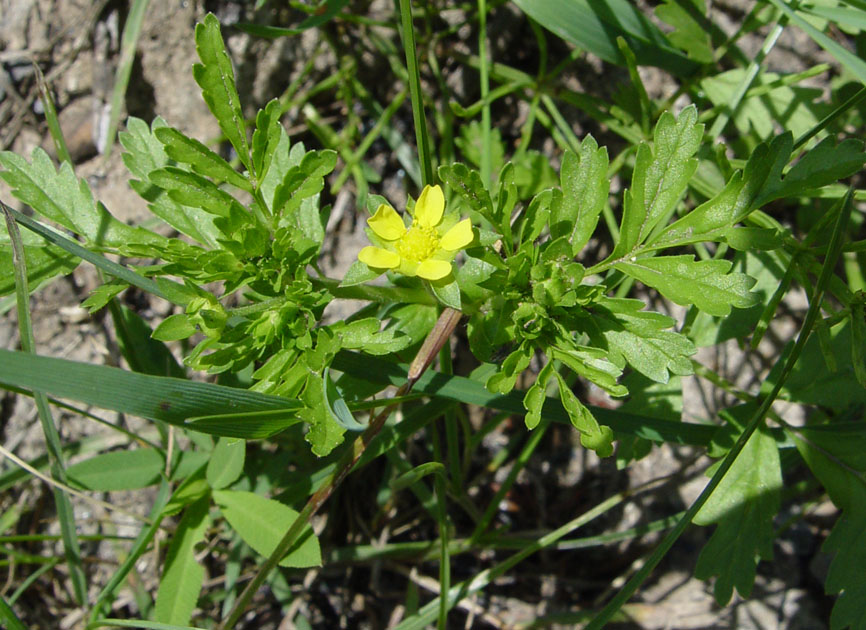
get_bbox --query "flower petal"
[367,204,406,240]
[439,218,473,251]
[358,246,400,269]
[414,185,445,228]
[416,259,452,280]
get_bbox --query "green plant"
[2,2,866,629]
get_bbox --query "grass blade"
[2,205,87,603]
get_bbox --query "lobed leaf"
[549,137,609,255]
[655,0,713,63]
[615,255,758,317]
[154,126,251,191]
[693,423,782,605]
[0,148,158,246]
[585,297,695,383]
[120,117,220,246]
[612,106,703,258]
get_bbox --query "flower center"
[397,225,439,262]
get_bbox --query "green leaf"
[213,490,321,568]
[611,107,703,258]
[437,162,494,219]
[0,348,302,430]
[430,275,461,310]
[550,345,627,397]
[487,343,533,394]
[192,13,251,172]
[340,260,383,286]
[154,126,251,192]
[586,297,695,383]
[553,370,614,457]
[297,374,346,457]
[723,226,782,251]
[206,437,245,489]
[259,125,293,213]
[120,117,220,247]
[67,449,164,491]
[701,69,826,140]
[251,99,283,185]
[693,422,782,605]
[523,360,554,429]
[756,136,866,206]
[655,0,713,63]
[615,255,758,317]
[512,0,697,76]
[549,137,609,255]
[0,231,78,298]
[650,135,791,250]
[338,318,412,355]
[793,427,866,630]
[236,0,349,37]
[155,497,210,625]
[0,148,158,246]
[186,409,304,439]
[148,167,243,219]
[152,313,198,341]
[851,294,866,388]
[517,188,553,245]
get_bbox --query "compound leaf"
[655,0,713,63]
[693,423,782,605]
[616,254,758,317]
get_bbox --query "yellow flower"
[358,185,473,281]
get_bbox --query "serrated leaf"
[693,423,782,605]
[650,135,790,250]
[213,490,321,568]
[273,150,337,223]
[550,137,609,255]
[149,167,243,219]
[252,99,283,185]
[192,13,251,172]
[756,136,866,206]
[120,117,220,246]
[438,162,494,219]
[612,107,703,258]
[655,0,713,63]
[67,449,164,491]
[550,345,627,397]
[616,255,758,317]
[155,497,209,625]
[0,148,157,246]
[206,437,245,489]
[518,188,553,245]
[155,126,251,191]
[793,428,866,630]
[586,297,695,383]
